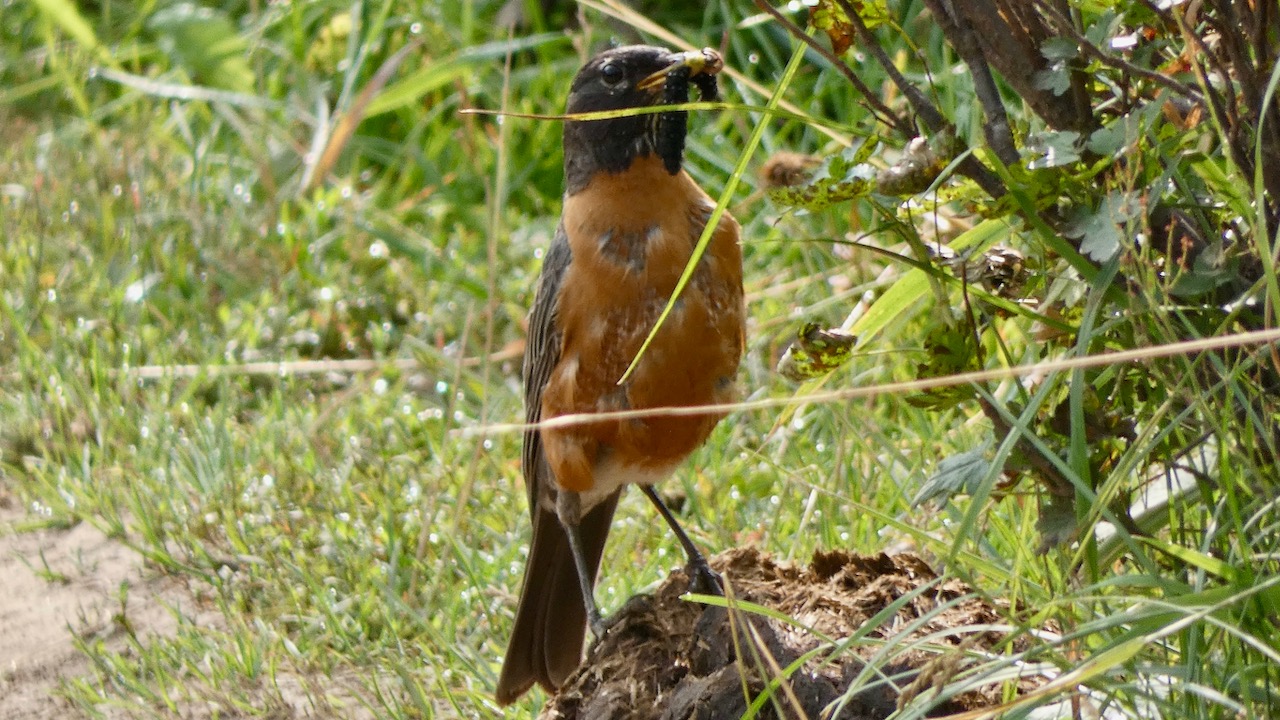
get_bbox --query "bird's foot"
[587,606,608,640]
[686,557,724,597]
[589,610,630,641]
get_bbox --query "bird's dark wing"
[499,222,612,703]
[520,222,572,513]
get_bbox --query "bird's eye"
[600,62,624,86]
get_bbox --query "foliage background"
[2,0,1278,717]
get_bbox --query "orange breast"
[539,156,745,493]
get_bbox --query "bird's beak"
[636,48,724,93]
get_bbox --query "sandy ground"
[0,491,189,720]
[0,489,380,720]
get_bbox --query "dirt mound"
[540,547,1041,720]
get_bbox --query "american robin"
[495,45,745,704]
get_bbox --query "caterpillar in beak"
[657,56,721,175]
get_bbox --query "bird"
[495,44,746,705]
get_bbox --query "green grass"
[4,0,1280,718]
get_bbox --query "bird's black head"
[563,45,722,194]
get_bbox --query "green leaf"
[364,60,469,118]
[1138,536,1242,583]
[1087,102,1166,157]
[365,34,565,118]
[807,0,891,54]
[1025,130,1081,169]
[1065,190,1140,262]
[1087,120,1128,157]
[914,446,994,507]
[906,324,978,409]
[147,3,255,93]
[1040,36,1079,62]
[1083,10,1120,47]
[1168,241,1235,298]
[31,0,101,56]
[1033,62,1072,96]
[808,0,855,54]
[1037,494,1078,550]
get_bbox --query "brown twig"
[1173,7,1259,199]
[126,345,524,381]
[921,0,1019,166]
[1033,0,1202,103]
[752,0,906,134]
[976,395,1074,498]
[1206,0,1280,207]
[834,0,1007,199]
[462,327,1280,436]
[836,0,946,134]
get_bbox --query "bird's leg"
[555,489,607,638]
[640,484,723,596]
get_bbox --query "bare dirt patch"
[0,489,380,720]
[0,491,191,720]
[540,547,1046,720]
